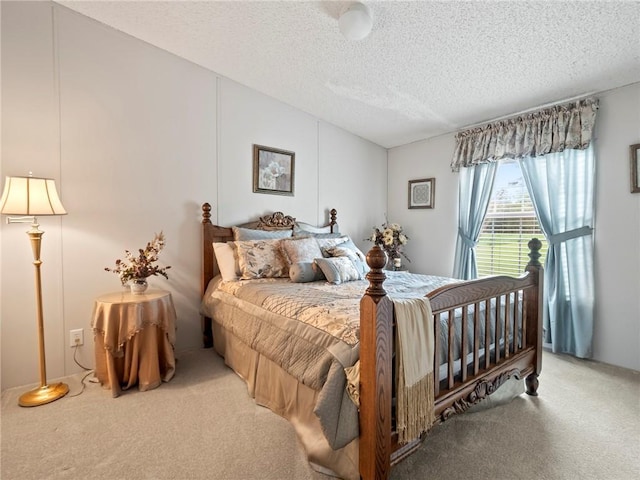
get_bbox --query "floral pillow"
[324,246,368,278]
[234,239,289,279]
[314,257,362,285]
[281,237,323,264]
[316,236,348,254]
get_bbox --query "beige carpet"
[1,348,638,480]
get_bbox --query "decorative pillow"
[232,226,293,241]
[289,261,325,283]
[324,246,368,278]
[324,236,368,262]
[316,236,349,253]
[323,236,370,272]
[281,237,323,265]
[212,242,239,282]
[314,257,361,285]
[234,239,289,279]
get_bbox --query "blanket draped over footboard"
[394,297,435,444]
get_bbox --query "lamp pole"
[18,219,69,407]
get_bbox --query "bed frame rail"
[359,239,544,480]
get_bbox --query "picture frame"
[631,143,640,194]
[408,178,435,209]
[253,144,295,196]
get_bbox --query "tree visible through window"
[476,160,547,277]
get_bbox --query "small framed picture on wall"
[631,143,640,193]
[408,178,435,209]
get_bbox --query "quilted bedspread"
[201,272,455,449]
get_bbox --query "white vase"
[393,257,402,270]
[130,279,148,295]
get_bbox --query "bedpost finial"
[365,245,387,298]
[202,203,211,224]
[527,237,542,268]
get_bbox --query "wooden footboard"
[359,240,544,480]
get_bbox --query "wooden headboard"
[200,202,338,346]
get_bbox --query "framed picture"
[253,144,295,196]
[631,143,640,193]
[408,178,435,209]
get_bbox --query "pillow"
[212,242,239,282]
[325,236,368,262]
[232,226,293,241]
[281,237,323,264]
[234,239,289,279]
[324,246,368,278]
[316,236,349,253]
[314,257,361,285]
[289,261,325,283]
[293,228,343,239]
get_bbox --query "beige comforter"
[201,272,455,449]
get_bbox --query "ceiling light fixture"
[339,2,372,41]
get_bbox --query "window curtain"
[451,98,598,170]
[452,162,497,280]
[451,97,598,357]
[519,146,595,358]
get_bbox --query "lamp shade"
[0,176,67,216]
[339,2,373,41]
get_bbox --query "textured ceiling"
[57,0,640,148]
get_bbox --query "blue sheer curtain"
[519,146,595,358]
[452,162,498,280]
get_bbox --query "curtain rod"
[461,91,597,131]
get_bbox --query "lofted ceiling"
[57,0,640,149]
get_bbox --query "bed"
[200,203,543,480]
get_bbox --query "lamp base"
[18,382,69,407]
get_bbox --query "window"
[476,160,547,277]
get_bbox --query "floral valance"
[451,97,598,171]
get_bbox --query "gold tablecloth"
[92,289,177,397]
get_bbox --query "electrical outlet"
[70,328,84,347]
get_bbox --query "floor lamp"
[0,175,69,407]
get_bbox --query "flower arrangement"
[367,222,410,262]
[105,232,171,285]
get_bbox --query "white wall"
[388,83,640,371]
[217,79,318,226]
[386,134,458,277]
[318,122,387,253]
[592,84,640,371]
[0,2,387,390]
[54,4,218,384]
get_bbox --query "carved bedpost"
[359,245,393,480]
[330,209,338,233]
[202,203,214,348]
[524,238,544,395]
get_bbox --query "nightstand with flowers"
[93,232,176,397]
[367,221,410,271]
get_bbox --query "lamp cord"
[66,345,96,398]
